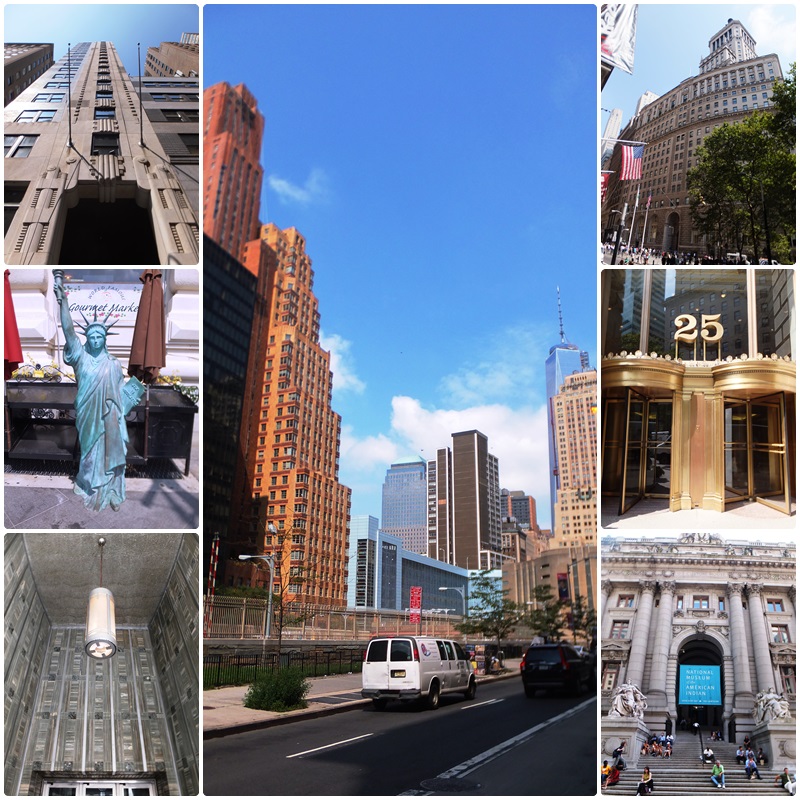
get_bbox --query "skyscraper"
[229,223,352,607]
[427,430,503,570]
[545,291,590,528]
[4,42,199,264]
[203,81,265,263]
[551,370,598,549]
[4,43,53,105]
[145,36,199,78]
[381,456,428,554]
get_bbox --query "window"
[771,624,791,643]
[5,183,28,235]
[718,597,725,611]
[15,109,55,123]
[780,666,796,697]
[32,92,64,102]
[676,595,684,610]
[767,599,785,613]
[617,594,635,608]
[610,620,629,639]
[4,134,38,158]
[162,109,199,123]
[693,596,710,609]
[94,108,116,119]
[602,662,621,692]
[91,133,119,155]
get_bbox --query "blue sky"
[4,4,198,77]
[602,3,796,131]
[205,4,598,530]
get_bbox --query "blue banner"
[679,665,722,705]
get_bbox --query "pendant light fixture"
[85,537,117,659]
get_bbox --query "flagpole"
[627,186,640,250]
[641,195,652,258]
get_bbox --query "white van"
[361,636,477,710]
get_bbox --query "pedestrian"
[735,745,745,764]
[703,746,715,764]
[665,714,672,735]
[601,760,611,788]
[757,748,768,766]
[745,756,763,780]
[693,721,700,736]
[775,768,796,795]
[612,740,627,771]
[636,766,654,795]
[606,764,621,788]
[711,760,726,789]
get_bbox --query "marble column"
[726,583,754,709]
[601,579,613,621]
[626,580,656,689]
[746,583,776,694]
[647,580,676,709]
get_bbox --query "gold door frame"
[723,392,791,515]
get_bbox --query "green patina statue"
[54,275,144,511]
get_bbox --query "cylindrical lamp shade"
[85,586,117,659]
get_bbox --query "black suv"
[520,643,594,697]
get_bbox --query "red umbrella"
[4,270,23,379]
[128,269,166,384]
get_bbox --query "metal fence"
[203,648,364,688]
[203,595,464,641]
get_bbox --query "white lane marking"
[462,698,505,710]
[438,696,596,780]
[286,733,373,759]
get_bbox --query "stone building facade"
[4,42,199,264]
[601,534,795,764]
[601,20,784,256]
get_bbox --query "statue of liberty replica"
[53,272,144,511]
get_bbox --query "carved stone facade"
[601,534,795,755]
[4,42,199,264]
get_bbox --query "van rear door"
[387,638,418,693]
[362,638,390,691]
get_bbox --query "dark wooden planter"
[4,382,198,475]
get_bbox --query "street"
[203,676,596,795]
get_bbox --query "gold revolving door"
[724,392,793,515]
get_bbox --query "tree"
[688,111,795,263]
[455,570,522,654]
[566,594,597,646]
[769,62,796,149]
[526,584,566,643]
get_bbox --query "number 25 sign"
[674,313,724,343]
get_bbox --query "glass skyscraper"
[380,457,428,554]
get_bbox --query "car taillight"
[412,643,420,661]
[520,659,525,671]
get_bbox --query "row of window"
[609,619,792,643]
[617,593,785,612]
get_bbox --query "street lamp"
[238,551,276,638]
[439,586,466,617]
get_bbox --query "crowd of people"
[600,732,796,795]
[600,242,764,265]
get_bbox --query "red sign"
[410,586,422,624]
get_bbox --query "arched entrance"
[663,211,680,251]
[676,636,725,735]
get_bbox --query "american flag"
[620,144,644,180]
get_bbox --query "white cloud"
[321,332,366,395]
[268,168,329,205]
[746,6,796,64]
[438,323,551,407]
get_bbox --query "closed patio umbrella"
[128,269,166,384]
[5,270,23,379]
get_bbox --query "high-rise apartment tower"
[381,456,428,555]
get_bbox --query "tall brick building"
[202,82,264,263]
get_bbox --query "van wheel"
[463,678,477,701]
[426,681,440,710]
[372,699,388,711]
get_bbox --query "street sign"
[410,586,422,624]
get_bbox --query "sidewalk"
[4,438,199,530]
[203,670,518,739]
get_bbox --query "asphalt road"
[203,676,597,796]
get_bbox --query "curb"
[203,670,519,740]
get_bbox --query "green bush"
[242,667,310,712]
